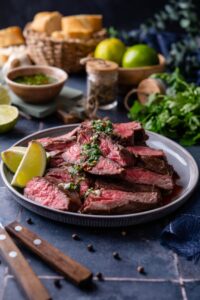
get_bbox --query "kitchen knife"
[5,221,93,286]
[0,222,51,300]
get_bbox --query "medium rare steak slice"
[57,127,80,140]
[45,168,72,184]
[124,168,174,190]
[62,143,82,164]
[81,189,160,214]
[113,121,147,145]
[85,156,124,176]
[99,136,134,167]
[45,167,90,196]
[48,150,65,168]
[127,146,164,157]
[77,127,93,144]
[127,146,171,174]
[95,178,159,193]
[37,138,70,152]
[137,156,173,175]
[24,177,81,211]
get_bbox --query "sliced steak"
[137,156,172,175]
[45,167,90,197]
[95,178,160,193]
[124,168,174,190]
[37,136,75,152]
[62,143,82,164]
[113,121,147,145]
[99,136,134,167]
[81,189,160,214]
[85,156,124,176]
[57,127,80,140]
[45,168,72,184]
[127,146,164,157]
[48,150,65,168]
[127,146,170,174]
[24,177,81,211]
[77,127,93,144]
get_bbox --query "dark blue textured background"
[0,76,200,299]
[0,0,199,30]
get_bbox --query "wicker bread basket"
[24,24,107,73]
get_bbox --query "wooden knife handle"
[0,227,51,300]
[6,221,93,286]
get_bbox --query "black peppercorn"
[26,218,34,225]
[96,272,103,281]
[113,252,121,260]
[72,233,80,241]
[87,244,95,252]
[137,266,146,275]
[54,279,62,289]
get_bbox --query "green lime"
[0,105,19,133]
[94,38,126,65]
[11,141,47,188]
[122,44,159,68]
[1,146,50,173]
[0,85,11,105]
[1,146,27,173]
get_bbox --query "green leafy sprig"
[129,69,200,146]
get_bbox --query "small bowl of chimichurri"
[6,66,68,104]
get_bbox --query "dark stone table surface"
[0,75,200,300]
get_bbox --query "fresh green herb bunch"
[129,69,200,146]
[92,120,113,134]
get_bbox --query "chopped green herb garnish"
[84,188,101,198]
[59,182,79,191]
[92,120,113,134]
[68,165,82,176]
[14,73,56,85]
[81,142,101,166]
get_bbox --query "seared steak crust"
[81,189,160,214]
[124,168,174,190]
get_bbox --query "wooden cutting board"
[10,86,83,118]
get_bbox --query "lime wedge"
[1,146,27,173]
[11,141,47,188]
[2,146,50,173]
[0,105,19,133]
[0,85,11,105]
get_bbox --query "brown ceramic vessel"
[6,66,68,104]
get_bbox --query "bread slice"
[78,15,102,32]
[0,27,25,48]
[61,15,102,39]
[31,11,62,35]
[51,31,66,41]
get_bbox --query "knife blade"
[0,222,51,300]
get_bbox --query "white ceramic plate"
[1,125,199,227]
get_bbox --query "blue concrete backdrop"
[1,0,198,30]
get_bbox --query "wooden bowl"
[6,66,68,104]
[118,54,166,86]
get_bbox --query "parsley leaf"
[129,69,200,146]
